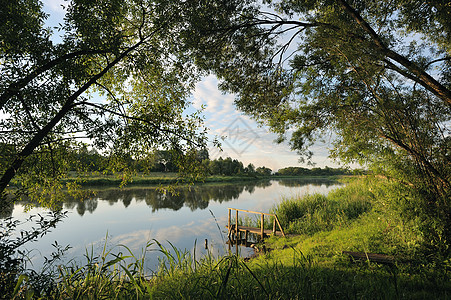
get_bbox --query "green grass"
[272,177,373,235]
[60,172,344,187]
[141,177,450,299]
[61,172,179,186]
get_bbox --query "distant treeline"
[200,157,272,176]
[66,146,356,177]
[275,166,352,176]
[68,147,272,176]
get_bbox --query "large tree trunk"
[0,100,74,193]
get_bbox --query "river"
[6,178,342,273]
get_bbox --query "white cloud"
[193,74,350,170]
[193,76,236,116]
[42,0,67,14]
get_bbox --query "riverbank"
[139,176,450,299]
[59,173,343,186]
[60,172,259,186]
[7,176,449,299]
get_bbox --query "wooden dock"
[226,225,285,237]
[226,208,285,248]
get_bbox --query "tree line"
[70,145,353,177]
[66,146,274,176]
[275,166,351,177]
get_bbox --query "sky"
[191,76,338,170]
[39,0,343,171]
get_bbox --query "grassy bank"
[7,177,451,299]
[60,173,344,187]
[140,177,450,299]
[59,172,271,186]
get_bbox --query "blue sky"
[191,76,337,170]
[40,0,342,171]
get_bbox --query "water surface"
[8,178,341,272]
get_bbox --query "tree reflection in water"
[8,179,338,217]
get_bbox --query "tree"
[256,166,272,176]
[70,146,105,172]
[245,163,256,175]
[0,0,208,204]
[183,0,450,253]
[154,150,177,173]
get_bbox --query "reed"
[272,178,372,235]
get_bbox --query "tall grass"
[139,247,451,299]
[57,239,152,299]
[272,178,373,235]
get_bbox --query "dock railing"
[227,208,285,242]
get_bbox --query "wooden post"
[245,230,249,247]
[236,227,239,255]
[228,209,231,238]
[236,209,239,243]
[261,213,264,239]
[274,215,286,237]
[273,218,276,235]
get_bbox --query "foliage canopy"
[0,0,210,205]
[182,0,450,253]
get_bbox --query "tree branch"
[79,101,203,148]
[336,0,451,106]
[0,34,151,194]
[0,49,111,110]
[94,81,128,118]
[381,132,449,189]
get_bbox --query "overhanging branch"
[0,49,111,110]
[336,0,451,106]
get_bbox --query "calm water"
[7,178,341,272]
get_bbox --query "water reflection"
[6,178,338,218]
[66,180,274,215]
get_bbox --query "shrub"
[0,211,68,298]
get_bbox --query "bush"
[0,211,68,299]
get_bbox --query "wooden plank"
[228,208,276,217]
[226,225,284,236]
[342,251,395,265]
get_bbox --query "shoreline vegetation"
[7,158,354,189]
[4,176,450,299]
[59,172,346,187]
[54,165,355,187]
